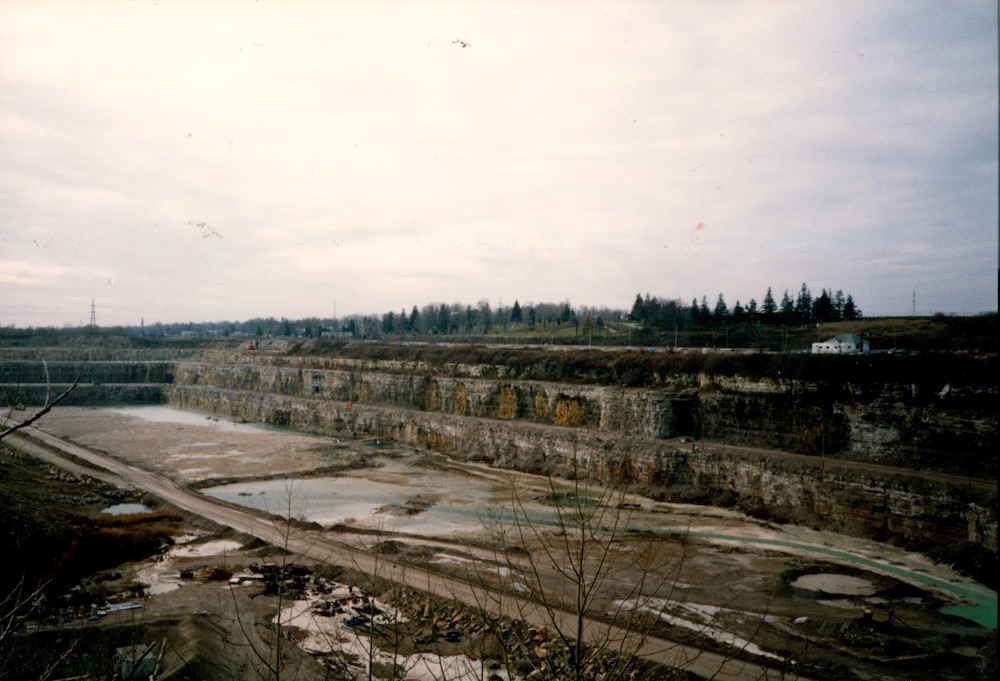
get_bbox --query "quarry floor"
[9,406,997,681]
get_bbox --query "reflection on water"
[107,405,270,433]
[791,573,877,596]
[100,503,152,515]
[201,461,540,536]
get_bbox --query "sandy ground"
[25,406,998,681]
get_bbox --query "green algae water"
[661,529,997,629]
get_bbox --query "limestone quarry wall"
[9,384,164,406]
[167,360,996,471]
[165,383,996,559]
[693,373,996,472]
[169,361,693,439]
[0,360,175,384]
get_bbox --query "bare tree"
[0,360,78,442]
[474,466,678,678]
[219,482,329,681]
[0,360,81,680]
[465,442,774,681]
[338,517,417,681]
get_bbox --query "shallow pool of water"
[680,529,997,629]
[107,405,271,433]
[100,503,152,515]
[791,573,877,596]
[200,460,530,535]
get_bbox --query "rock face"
[0,360,171,406]
[168,360,694,438]
[2,346,996,576]
[162,357,996,473]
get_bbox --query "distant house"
[811,333,869,355]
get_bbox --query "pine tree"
[794,283,812,322]
[843,295,860,320]
[713,293,729,321]
[761,288,777,321]
[812,290,834,322]
[779,290,795,321]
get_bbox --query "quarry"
[0,334,996,680]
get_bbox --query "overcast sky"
[1,1,997,328]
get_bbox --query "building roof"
[823,333,861,344]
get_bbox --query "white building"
[811,333,869,355]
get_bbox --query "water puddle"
[200,459,526,535]
[100,503,152,515]
[171,539,243,558]
[791,573,877,596]
[136,536,244,595]
[107,405,269,433]
[679,529,997,628]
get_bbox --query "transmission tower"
[90,298,96,329]
[912,290,916,317]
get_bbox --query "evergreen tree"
[812,289,834,322]
[843,295,860,320]
[779,290,795,321]
[511,300,522,323]
[699,296,711,326]
[794,283,812,322]
[560,302,573,325]
[761,288,777,321]
[630,293,645,323]
[713,293,729,321]
[660,298,682,330]
[832,290,845,320]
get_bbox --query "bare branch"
[0,360,79,441]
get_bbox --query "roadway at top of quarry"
[16,404,997,681]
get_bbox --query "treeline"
[199,300,621,339]
[4,300,621,341]
[631,284,861,331]
[4,286,860,343]
[350,300,623,338]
